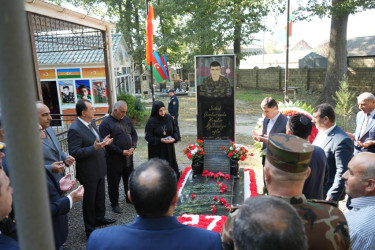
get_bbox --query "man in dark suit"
[312,103,354,202]
[37,102,75,182]
[0,157,18,250]
[352,92,375,154]
[252,97,288,166]
[36,124,85,249]
[87,158,222,250]
[99,101,137,213]
[68,99,115,238]
[286,114,328,199]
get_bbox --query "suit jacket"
[45,169,70,249]
[319,126,354,201]
[87,216,222,250]
[303,145,328,199]
[68,119,107,183]
[261,113,288,150]
[354,111,375,154]
[43,127,67,181]
[0,234,19,250]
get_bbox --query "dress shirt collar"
[78,117,91,127]
[130,216,184,230]
[367,109,375,118]
[270,111,281,122]
[319,123,336,135]
[350,196,375,211]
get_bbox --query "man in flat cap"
[221,133,350,250]
[168,89,180,141]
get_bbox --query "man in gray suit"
[312,103,354,202]
[252,97,288,166]
[352,92,375,154]
[37,102,75,182]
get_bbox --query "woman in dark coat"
[145,101,180,178]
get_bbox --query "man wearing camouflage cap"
[221,133,350,250]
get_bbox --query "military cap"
[168,89,175,93]
[266,133,314,173]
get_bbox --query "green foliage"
[117,93,146,122]
[332,75,356,130]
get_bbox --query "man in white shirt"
[342,152,375,250]
[252,97,288,166]
[312,103,354,202]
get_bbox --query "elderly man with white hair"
[352,92,375,154]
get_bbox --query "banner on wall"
[82,68,106,78]
[58,80,75,105]
[57,68,81,79]
[75,79,92,100]
[39,69,56,80]
[92,80,107,104]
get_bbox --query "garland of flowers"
[177,167,192,197]
[244,169,258,198]
[177,214,227,233]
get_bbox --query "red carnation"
[211,205,216,214]
[187,153,192,159]
[241,155,245,161]
[221,146,224,150]
[213,196,218,201]
[228,152,233,157]
[191,193,196,199]
[250,153,254,156]
[225,174,230,180]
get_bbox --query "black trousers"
[107,155,134,206]
[80,177,106,234]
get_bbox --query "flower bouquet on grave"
[222,142,249,178]
[183,139,205,176]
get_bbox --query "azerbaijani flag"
[287,0,294,37]
[152,51,168,83]
[160,54,170,81]
[146,4,154,66]
[57,68,81,79]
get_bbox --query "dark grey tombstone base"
[204,139,231,174]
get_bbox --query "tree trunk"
[316,0,348,106]
[233,20,242,68]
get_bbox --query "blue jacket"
[0,233,19,250]
[168,95,179,117]
[87,216,222,250]
[320,125,353,201]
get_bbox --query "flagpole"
[285,0,290,102]
[146,0,155,102]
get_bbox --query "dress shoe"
[112,205,122,214]
[96,218,116,226]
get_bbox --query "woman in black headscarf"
[145,101,180,178]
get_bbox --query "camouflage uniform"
[221,134,350,250]
[221,194,350,250]
[199,76,232,98]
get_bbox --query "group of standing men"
[250,92,375,249]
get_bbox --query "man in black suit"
[68,99,115,238]
[252,97,288,166]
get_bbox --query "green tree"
[295,0,375,106]
[332,75,356,130]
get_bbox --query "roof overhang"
[24,0,115,31]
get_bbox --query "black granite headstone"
[204,140,231,174]
[195,55,235,141]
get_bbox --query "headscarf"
[150,101,165,118]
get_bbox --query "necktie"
[360,114,370,138]
[88,124,100,141]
